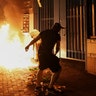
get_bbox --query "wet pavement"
[0,59,96,96]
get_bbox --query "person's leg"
[48,55,61,88]
[48,69,61,88]
[36,69,43,87]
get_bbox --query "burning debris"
[0,22,38,70]
[0,0,38,70]
[0,0,43,70]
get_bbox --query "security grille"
[66,0,86,60]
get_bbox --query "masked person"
[25,23,64,91]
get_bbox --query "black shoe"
[48,87,57,92]
[35,86,42,92]
[45,87,59,95]
[48,87,60,93]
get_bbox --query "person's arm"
[25,34,41,51]
[55,40,60,55]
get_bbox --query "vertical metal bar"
[73,7,75,58]
[84,0,87,70]
[76,6,79,52]
[92,3,95,36]
[70,8,73,57]
[80,10,82,51]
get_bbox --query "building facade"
[22,0,96,75]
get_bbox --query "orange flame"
[0,24,38,70]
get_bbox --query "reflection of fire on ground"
[0,23,38,70]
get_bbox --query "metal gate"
[66,0,86,60]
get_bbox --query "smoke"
[0,0,28,44]
[0,0,7,23]
[0,0,25,30]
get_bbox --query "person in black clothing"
[25,23,64,91]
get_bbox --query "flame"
[0,23,38,70]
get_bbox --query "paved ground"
[0,59,96,96]
[58,59,96,96]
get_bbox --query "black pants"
[38,53,61,72]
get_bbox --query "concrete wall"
[87,39,96,75]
